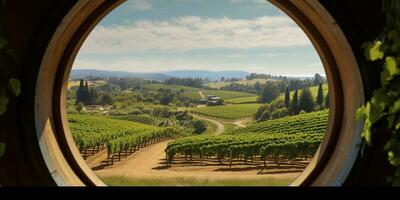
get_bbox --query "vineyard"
[68,114,182,163]
[165,133,322,167]
[229,109,329,135]
[190,103,261,119]
[225,96,259,104]
[112,114,175,127]
[165,110,328,167]
[143,84,201,99]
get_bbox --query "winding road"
[192,114,224,135]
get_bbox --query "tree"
[316,83,324,106]
[101,93,114,105]
[88,88,98,105]
[313,73,324,86]
[76,102,85,113]
[299,87,314,113]
[325,92,330,108]
[259,84,279,103]
[75,79,84,105]
[255,105,267,121]
[290,90,299,115]
[258,110,271,122]
[191,120,207,134]
[84,81,89,103]
[284,87,290,108]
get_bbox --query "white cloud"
[124,0,152,11]
[258,53,281,57]
[79,16,311,54]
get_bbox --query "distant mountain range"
[70,69,251,81]
[70,69,170,81]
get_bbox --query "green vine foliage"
[356,0,400,186]
[0,1,21,158]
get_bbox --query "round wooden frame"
[34,0,364,186]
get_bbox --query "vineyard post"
[263,156,267,167]
[107,151,109,165]
[200,149,203,166]
[229,150,232,169]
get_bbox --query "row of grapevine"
[165,110,328,167]
[68,114,179,160]
[165,132,322,167]
[112,114,176,127]
[229,109,328,135]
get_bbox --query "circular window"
[34,0,364,186]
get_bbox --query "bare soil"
[88,141,307,185]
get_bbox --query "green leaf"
[388,151,400,166]
[362,119,373,145]
[356,106,366,120]
[384,57,399,76]
[392,100,400,113]
[0,37,7,50]
[365,41,384,61]
[381,57,400,86]
[0,142,5,157]
[8,78,21,97]
[387,114,396,128]
[0,93,9,115]
[368,90,386,124]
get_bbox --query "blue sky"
[73,0,325,76]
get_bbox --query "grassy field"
[143,84,201,99]
[225,96,259,104]
[190,104,261,119]
[202,90,257,100]
[99,176,294,186]
[206,79,272,89]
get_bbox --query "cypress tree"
[325,92,330,108]
[84,81,89,104]
[75,79,84,105]
[317,83,324,106]
[290,90,299,115]
[284,87,290,108]
[299,87,314,113]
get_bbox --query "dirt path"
[233,118,252,128]
[92,141,304,185]
[198,91,205,98]
[193,114,224,135]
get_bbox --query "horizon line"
[72,68,326,77]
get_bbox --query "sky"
[73,0,325,76]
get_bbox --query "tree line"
[221,73,326,97]
[75,79,114,106]
[255,83,329,122]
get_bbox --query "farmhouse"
[84,105,113,113]
[199,95,224,106]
